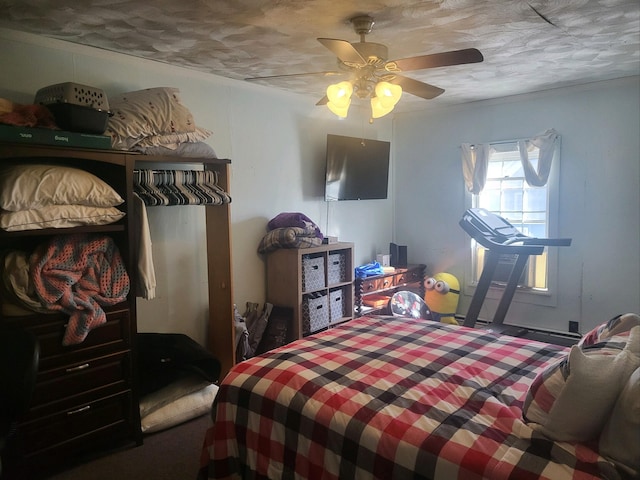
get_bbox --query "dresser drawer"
[394,268,422,286]
[5,306,131,370]
[359,276,393,293]
[18,390,134,457]
[31,350,131,408]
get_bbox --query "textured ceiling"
[1,0,639,112]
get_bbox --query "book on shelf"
[0,124,112,149]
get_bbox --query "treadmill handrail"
[459,219,545,255]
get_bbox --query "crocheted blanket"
[30,234,130,345]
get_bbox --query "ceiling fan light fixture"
[370,96,395,119]
[326,81,353,108]
[375,81,402,108]
[327,100,350,118]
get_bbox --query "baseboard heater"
[455,315,582,347]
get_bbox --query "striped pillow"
[579,313,640,347]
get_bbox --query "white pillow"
[134,127,213,149]
[524,326,640,442]
[107,87,197,150]
[133,141,217,158]
[140,383,218,434]
[0,164,124,211]
[139,375,212,418]
[599,367,640,476]
[0,205,125,231]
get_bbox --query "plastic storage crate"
[35,82,110,110]
[302,255,325,291]
[34,82,111,133]
[302,293,329,335]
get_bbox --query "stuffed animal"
[424,272,460,325]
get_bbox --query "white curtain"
[462,128,559,193]
[461,143,491,194]
[517,128,559,187]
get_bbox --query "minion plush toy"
[424,272,460,325]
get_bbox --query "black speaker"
[390,243,408,267]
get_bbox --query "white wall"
[0,29,394,344]
[393,77,640,333]
[3,29,637,340]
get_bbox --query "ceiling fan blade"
[390,48,483,72]
[316,96,329,106]
[245,71,342,81]
[317,38,366,65]
[390,76,445,100]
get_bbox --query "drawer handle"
[367,284,374,290]
[67,405,91,416]
[66,363,90,373]
[383,280,390,286]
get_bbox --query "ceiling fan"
[245,15,483,118]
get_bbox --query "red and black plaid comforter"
[199,316,620,480]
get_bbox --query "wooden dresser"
[0,143,141,478]
[354,264,426,317]
[0,142,235,478]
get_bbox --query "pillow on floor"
[523,325,640,442]
[141,383,218,434]
[139,374,213,418]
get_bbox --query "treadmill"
[459,208,571,336]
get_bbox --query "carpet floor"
[46,413,212,480]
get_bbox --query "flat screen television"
[324,134,391,201]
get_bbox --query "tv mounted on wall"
[324,134,391,201]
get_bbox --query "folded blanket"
[30,234,130,345]
[258,226,323,254]
[0,101,58,128]
[267,212,323,239]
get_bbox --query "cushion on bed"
[0,205,125,231]
[599,366,640,476]
[0,164,124,211]
[579,313,640,347]
[107,87,197,150]
[140,383,218,434]
[523,325,640,442]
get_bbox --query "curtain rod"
[459,137,530,148]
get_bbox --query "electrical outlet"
[568,321,579,333]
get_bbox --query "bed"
[199,315,635,480]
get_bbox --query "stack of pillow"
[523,313,640,476]
[106,87,217,157]
[0,164,125,232]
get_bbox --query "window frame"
[462,138,562,308]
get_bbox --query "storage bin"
[302,293,329,335]
[327,252,347,284]
[34,82,111,134]
[329,288,345,324]
[362,294,391,309]
[302,255,325,291]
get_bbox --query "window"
[468,141,559,295]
